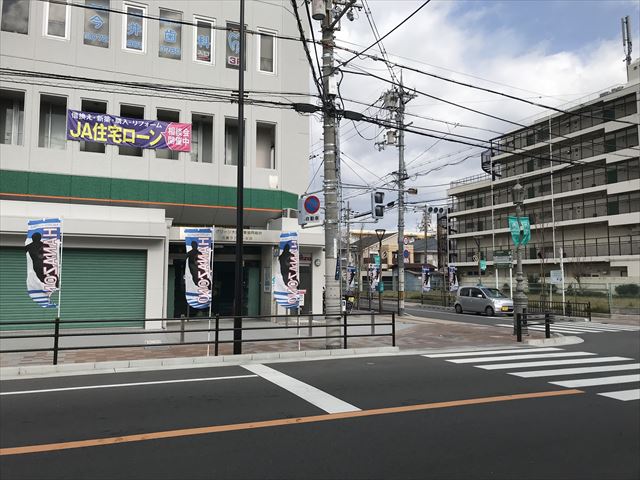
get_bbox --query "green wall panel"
[71,176,111,199]
[29,172,71,197]
[184,184,218,206]
[0,170,29,194]
[149,181,185,204]
[110,178,150,202]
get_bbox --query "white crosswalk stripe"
[495,322,640,335]
[423,346,639,402]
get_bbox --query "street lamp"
[375,228,386,313]
[512,180,528,332]
[473,235,483,285]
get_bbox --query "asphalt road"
[1,333,638,479]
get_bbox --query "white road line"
[449,352,595,364]
[556,323,639,331]
[510,363,640,378]
[550,374,640,388]
[598,389,640,401]
[477,356,633,370]
[423,347,561,358]
[0,374,259,396]
[243,364,360,414]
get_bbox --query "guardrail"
[0,312,396,366]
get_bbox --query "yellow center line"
[0,389,583,456]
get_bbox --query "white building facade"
[0,0,323,328]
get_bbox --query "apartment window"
[83,0,109,48]
[119,104,143,156]
[193,16,214,64]
[38,94,67,149]
[191,114,213,163]
[156,109,179,159]
[225,22,246,70]
[80,99,106,153]
[1,0,29,34]
[257,29,275,73]
[0,89,24,145]
[43,0,69,39]
[159,8,181,60]
[224,118,245,165]
[256,122,275,169]
[123,2,146,52]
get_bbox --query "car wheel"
[485,306,495,316]
[455,304,463,314]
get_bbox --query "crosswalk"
[424,347,640,402]
[495,321,640,335]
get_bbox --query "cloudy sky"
[303,0,639,232]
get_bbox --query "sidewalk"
[0,315,552,368]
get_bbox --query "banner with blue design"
[347,266,357,292]
[422,266,431,292]
[184,228,213,310]
[25,218,62,308]
[273,232,300,309]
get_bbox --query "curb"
[525,335,583,346]
[0,346,400,380]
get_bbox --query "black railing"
[516,312,552,343]
[0,312,396,366]
[527,300,591,321]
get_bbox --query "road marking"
[477,356,633,370]
[510,363,640,378]
[0,389,583,456]
[598,389,640,401]
[242,364,360,414]
[550,374,640,388]
[0,375,259,396]
[449,352,595,364]
[424,347,561,358]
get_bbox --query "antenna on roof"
[621,15,632,68]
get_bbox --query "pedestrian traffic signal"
[371,191,385,219]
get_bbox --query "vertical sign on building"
[347,265,357,292]
[184,228,213,310]
[125,4,144,51]
[83,0,110,48]
[25,218,62,308]
[225,21,245,70]
[273,232,299,309]
[159,8,182,59]
[421,266,431,292]
[195,18,213,63]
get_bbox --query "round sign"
[303,195,320,214]
[472,254,479,262]
[403,249,410,259]
[403,237,409,245]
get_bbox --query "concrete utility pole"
[512,181,528,334]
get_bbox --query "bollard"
[180,318,185,344]
[587,302,592,322]
[52,316,61,365]
[370,311,375,336]
[343,311,348,349]
[516,313,522,342]
[308,315,313,338]
[391,312,396,347]
[545,313,551,339]
[214,314,220,356]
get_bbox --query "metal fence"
[527,299,592,320]
[0,312,396,366]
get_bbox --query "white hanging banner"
[422,266,431,292]
[273,232,300,309]
[184,228,214,309]
[25,218,62,308]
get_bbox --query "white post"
[560,247,566,315]
[56,218,64,319]
[509,266,513,299]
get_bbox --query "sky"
[303,0,640,233]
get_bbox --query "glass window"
[159,8,181,60]
[119,104,143,156]
[1,0,29,34]
[38,94,67,149]
[80,99,106,153]
[0,89,24,145]
[44,0,68,39]
[225,21,245,70]
[83,0,109,48]
[123,2,145,52]
[156,109,179,159]
[225,117,245,165]
[257,29,275,73]
[256,121,275,169]
[191,114,213,163]
[193,16,214,64]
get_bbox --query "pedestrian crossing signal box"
[371,191,385,219]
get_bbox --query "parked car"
[454,286,513,316]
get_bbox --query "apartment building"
[447,61,639,290]
[0,0,323,328]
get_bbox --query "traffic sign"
[403,237,409,245]
[403,249,410,259]
[298,195,323,226]
[472,254,479,262]
[303,195,320,214]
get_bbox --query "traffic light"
[371,191,385,219]
[427,205,446,215]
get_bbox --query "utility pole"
[345,202,352,266]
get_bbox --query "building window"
[83,0,109,48]
[191,113,213,163]
[193,16,214,64]
[156,109,179,159]
[0,89,24,145]
[256,122,275,169]
[158,8,181,60]
[225,21,245,70]
[123,2,146,52]
[43,0,69,39]
[80,99,106,153]
[225,117,245,165]
[119,104,143,156]
[257,29,276,74]
[1,0,29,34]
[38,94,67,149]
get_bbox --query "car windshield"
[483,288,507,298]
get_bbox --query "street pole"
[422,206,428,305]
[320,2,341,348]
[397,77,407,316]
[512,181,528,334]
[232,0,246,354]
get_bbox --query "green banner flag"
[480,259,487,271]
[508,216,521,246]
[508,216,531,246]
[519,216,531,246]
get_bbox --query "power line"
[291,0,324,99]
